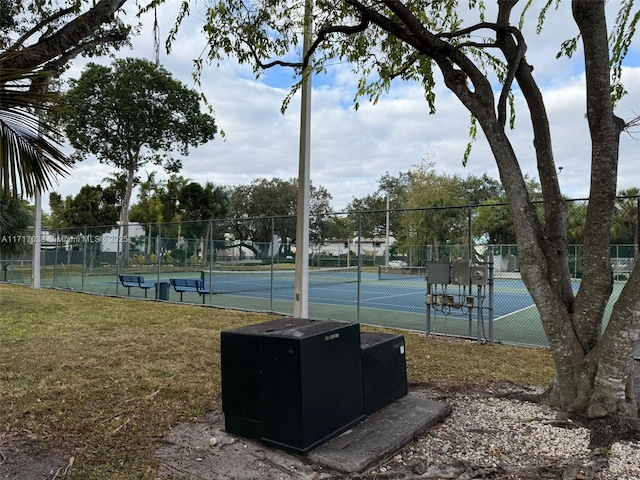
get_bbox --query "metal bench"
[118,275,156,297]
[169,278,211,303]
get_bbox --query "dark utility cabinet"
[221,318,365,454]
[360,332,408,415]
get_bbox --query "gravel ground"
[372,388,640,480]
[156,382,640,480]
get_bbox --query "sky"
[48,0,640,214]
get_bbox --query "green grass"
[0,283,554,478]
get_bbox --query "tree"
[349,165,505,259]
[320,216,353,243]
[58,57,218,264]
[566,200,588,245]
[612,188,640,247]
[129,173,193,258]
[177,181,230,266]
[346,194,389,239]
[50,185,120,233]
[164,0,640,436]
[48,184,120,266]
[228,177,332,255]
[474,198,517,245]
[0,194,33,281]
[160,175,191,226]
[0,0,133,196]
[130,172,163,226]
[308,183,333,244]
[346,166,415,241]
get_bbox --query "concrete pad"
[308,394,451,474]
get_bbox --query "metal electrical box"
[426,262,451,284]
[451,259,471,285]
[471,265,488,285]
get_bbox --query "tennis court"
[24,264,547,347]
[5,260,630,348]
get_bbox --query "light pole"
[32,189,42,288]
[385,194,390,268]
[293,0,313,318]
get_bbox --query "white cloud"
[45,1,640,214]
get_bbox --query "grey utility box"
[427,261,451,284]
[451,259,471,285]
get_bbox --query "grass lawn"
[0,283,554,478]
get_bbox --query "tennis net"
[201,266,359,294]
[378,265,427,281]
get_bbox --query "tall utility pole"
[32,90,49,289]
[32,190,42,288]
[293,0,313,318]
[385,194,390,267]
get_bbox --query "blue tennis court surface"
[40,267,548,346]
[201,273,536,318]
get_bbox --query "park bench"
[170,278,211,303]
[118,274,156,297]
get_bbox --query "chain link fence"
[1,205,636,350]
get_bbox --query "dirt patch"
[155,411,328,480]
[0,435,74,479]
[152,384,500,480]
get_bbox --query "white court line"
[494,304,537,322]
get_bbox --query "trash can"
[156,281,170,300]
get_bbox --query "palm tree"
[0,61,70,197]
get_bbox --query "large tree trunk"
[569,0,640,420]
[411,0,640,421]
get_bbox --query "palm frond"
[0,64,72,197]
[0,107,71,197]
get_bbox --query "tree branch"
[256,15,370,69]
[42,31,129,78]
[437,21,527,128]
[623,112,640,138]
[386,54,418,80]
[0,0,128,73]
[8,5,78,51]
[376,0,497,106]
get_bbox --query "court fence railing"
[0,209,636,352]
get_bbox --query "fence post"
[426,245,432,335]
[208,220,214,304]
[488,245,494,345]
[53,229,59,287]
[116,223,123,295]
[270,217,275,312]
[82,226,87,292]
[356,213,362,324]
[156,223,161,286]
[468,204,472,261]
[385,195,390,267]
[637,194,640,259]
